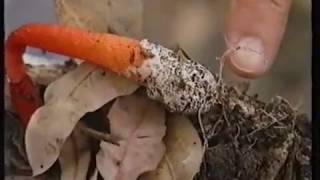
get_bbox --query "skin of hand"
[224,0,292,78]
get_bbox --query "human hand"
[224,0,292,78]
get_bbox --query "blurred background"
[5,0,311,116]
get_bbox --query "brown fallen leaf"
[25,63,139,176]
[96,93,166,180]
[141,114,203,180]
[59,123,91,180]
[55,0,143,37]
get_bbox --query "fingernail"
[228,37,267,78]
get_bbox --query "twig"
[172,43,191,60]
[260,109,286,126]
[222,107,231,127]
[215,45,240,87]
[233,124,241,147]
[78,123,120,146]
[247,113,289,137]
[262,112,284,128]
[243,138,257,155]
[212,116,224,136]
[198,104,208,177]
[234,123,241,141]
[198,105,208,150]
[164,155,176,180]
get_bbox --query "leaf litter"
[7,45,311,180]
[58,122,92,180]
[141,114,203,180]
[6,49,312,180]
[25,62,138,175]
[7,60,311,180]
[96,92,166,180]
[190,83,311,180]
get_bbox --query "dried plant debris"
[25,63,138,176]
[191,84,311,180]
[58,123,92,180]
[141,114,203,180]
[6,84,311,180]
[6,62,311,180]
[6,53,310,180]
[96,93,166,180]
[25,59,78,86]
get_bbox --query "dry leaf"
[55,0,143,37]
[141,114,203,180]
[96,93,166,180]
[59,123,91,180]
[25,63,139,175]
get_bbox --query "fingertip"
[227,58,268,79]
[223,0,292,78]
[226,37,271,79]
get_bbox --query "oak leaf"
[59,123,91,180]
[25,63,138,175]
[96,93,166,180]
[141,114,203,180]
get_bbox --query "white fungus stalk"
[125,39,218,114]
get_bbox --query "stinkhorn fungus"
[5,24,217,126]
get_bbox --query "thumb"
[224,0,292,78]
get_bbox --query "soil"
[4,66,311,180]
[190,84,312,180]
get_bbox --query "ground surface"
[191,83,311,180]
[5,66,311,180]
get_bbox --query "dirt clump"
[191,84,311,180]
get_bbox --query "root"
[77,123,120,146]
[164,155,176,180]
[197,104,208,178]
